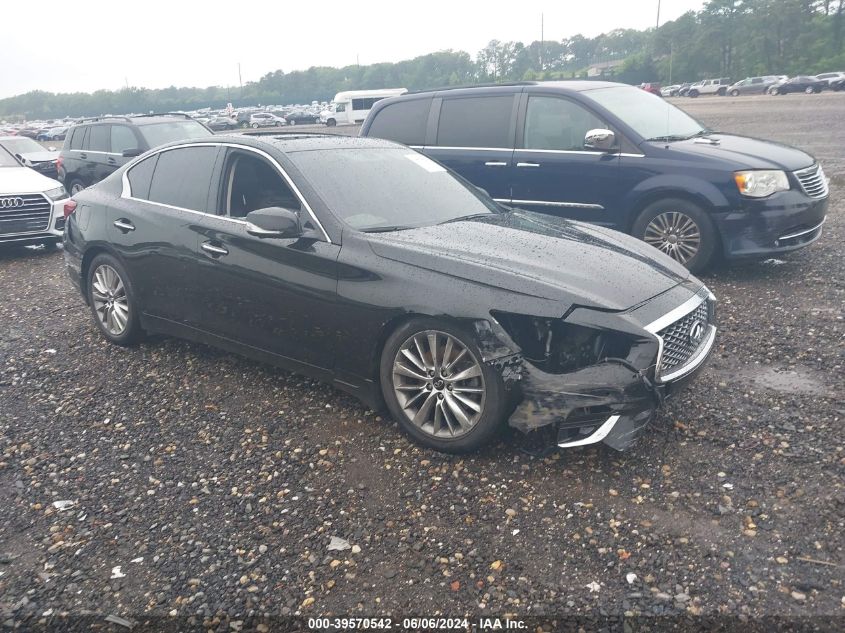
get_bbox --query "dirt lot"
[2,94,844,631]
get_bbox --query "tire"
[729,89,740,97]
[717,87,727,96]
[42,239,60,249]
[688,89,699,98]
[805,86,814,94]
[68,179,85,196]
[380,318,508,453]
[326,118,336,127]
[632,198,718,273]
[240,121,249,129]
[251,123,259,129]
[85,253,143,346]
[288,119,296,126]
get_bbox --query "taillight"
[63,200,77,218]
[56,156,63,171]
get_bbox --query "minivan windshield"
[288,148,499,231]
[587,86,707,142]
[137,120,213,148]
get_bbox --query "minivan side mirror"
[584,129,616,151]
[122,148,142,158]
[245,207,301,238]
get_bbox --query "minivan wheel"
[380,319,507,453]
[68,179,85,195]
[86,254,143,346]
[633,199,717,272]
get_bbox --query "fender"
[621,173,734,224]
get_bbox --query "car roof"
[156,133,400,154]
[406,80,626,97]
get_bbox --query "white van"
[320,88,407,126]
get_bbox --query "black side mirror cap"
[122,148,142,158]
[245,207,302,238]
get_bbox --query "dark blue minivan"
[360,81,828,271]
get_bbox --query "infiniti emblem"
[0,197,24,209]
[688,319,705,345]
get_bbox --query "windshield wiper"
[360,225,416,233]
[439,213,493,225]
[645,134,692,142]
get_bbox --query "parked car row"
[659,72,845,97]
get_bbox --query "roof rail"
[76,115,132,124]
[406,81,537,95]
[131,112,194,120]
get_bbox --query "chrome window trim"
[778,217,826,241]
[496,198,604,210]
[644,288,709,335]
[557,415,621,448]
[427,146,512,152]
[120,141,331,243]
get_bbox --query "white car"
[0,145,70,247]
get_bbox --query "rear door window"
[88,125,110,152]
[69,127,85,150]
[367,98,432,146]
[147,147,217,211]
[436,95,515,148]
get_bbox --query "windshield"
[137,120,213,147]
[587,86,706,141]
[1,137,44,155]
[0,146,19,167]
[288,148,499,231]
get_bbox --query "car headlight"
[734,170,789,197]
[44,186,68,201]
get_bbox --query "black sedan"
[770,76,826,94]
[205,117,239,131]
[285,111,320,125]
[63,135,717,453]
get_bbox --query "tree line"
[2,0,843,120]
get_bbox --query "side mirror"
[246,207,301,238]
[475,185,491,198]
[122,148,142,158]
[48,146,56,152]
[584,128,616,151]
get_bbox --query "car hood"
[366,211,691,312]
[656,133,815,171]
[0,166,62,194]
[21,150,59,163]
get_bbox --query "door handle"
[113,219,135,232]
[516,162,541,168]
[484,161,508,167]
[201,242,229,257]
[79,153,87,159]
[107,156,117,165]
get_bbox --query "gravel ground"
[2,95,844,632]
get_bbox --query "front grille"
[794,164,828,199]
[0,194,52,236]
[657,299,710,377]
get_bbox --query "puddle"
[742,367,829,396]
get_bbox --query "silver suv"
[248,113,286,129]
[687,78,731,97]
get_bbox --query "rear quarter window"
[126,154,159,199]
[367,98,432,146]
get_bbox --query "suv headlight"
[734,170,789,198]
[44,186,68,201]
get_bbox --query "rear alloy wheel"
[805,86,814,94]
[68,179,85,195]
[633,198,717,272]
[86,254,142,345]
[730,89,740,97]
[251,123,260,128]
[380,320,506,453]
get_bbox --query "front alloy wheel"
[392,330,486,439]
[643,211,701,266]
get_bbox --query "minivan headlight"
[44,186,68,201]
[734,170,789,198]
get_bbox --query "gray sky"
[0,0,704,98]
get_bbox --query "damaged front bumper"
[481,283,716,451]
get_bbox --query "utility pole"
[238,63,243,101]
[540,12,544,73]
[656,0,661,29]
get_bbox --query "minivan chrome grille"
[794,164,828,199]
[657,299,711,377]
[0,194,52,236]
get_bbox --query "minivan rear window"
[436,95,514,148]
[368,98,431,146]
